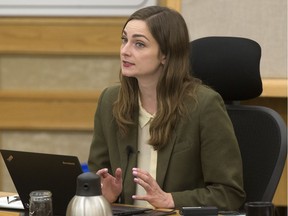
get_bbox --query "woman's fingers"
[114,168,123,181]
[132,168,155,192]
[96,168,109,177]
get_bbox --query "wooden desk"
[0,210,22,216]
[0,192,180,216]
[0,211,21,216]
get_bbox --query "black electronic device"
[0,149,83,215]
[180,206,218,216]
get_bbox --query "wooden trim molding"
[0,91,99,131]
[159,0,182,11]
[261,78,287,98]
[0,17,126,55]
[0,84,286,132]
[0,0,180,55]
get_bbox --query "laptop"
[0,149,83,216]
[0,149,165,216]
[112,205,152,216]
[112,205,176,216]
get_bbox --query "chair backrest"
[189,36,262,103]
[226,105,287,203]
[189,36,287,204]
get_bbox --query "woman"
[88,5,246,210]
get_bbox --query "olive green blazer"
[88,85,246,210]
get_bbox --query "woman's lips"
[122,60,135,67]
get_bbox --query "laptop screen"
[0,149,83,216]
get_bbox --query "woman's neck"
[138,84,157,115]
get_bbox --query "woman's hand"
[131,168,175,208]
[96,168,123,203]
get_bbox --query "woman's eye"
[135,42,145,48]
[121,36,127,44]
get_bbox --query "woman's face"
[120,20,166,82]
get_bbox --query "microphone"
[123,145,134,181]
[126,145,134,160]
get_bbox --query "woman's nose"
[121,43,131,56]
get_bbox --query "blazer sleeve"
[87,86,119,172]
[171,86,246,210]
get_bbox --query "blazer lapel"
[156,131,177,188]
[117,124,138,176]
[117,111,139,204]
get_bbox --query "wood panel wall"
[0,91,99,131]
[0,0,181,55]
[0,0,286,206]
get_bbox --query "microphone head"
[126,146,134,154]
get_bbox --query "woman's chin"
[121,71,136,78]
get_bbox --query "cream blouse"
[134,99,157,207]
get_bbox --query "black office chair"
[189,36,287,205]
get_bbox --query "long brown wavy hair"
[113,6,200,150]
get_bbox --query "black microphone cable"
[119,145,134,203]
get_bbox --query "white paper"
[0,195,24,210]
